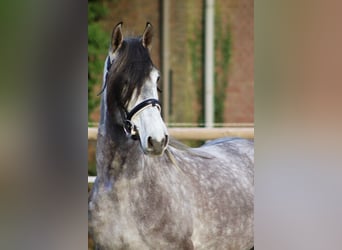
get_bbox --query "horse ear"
[111,22,123,53]
[142,22,153,50]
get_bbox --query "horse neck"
[96,56,144,181]
[97,101,143,180]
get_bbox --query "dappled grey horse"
[88,22,254,250]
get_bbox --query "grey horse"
[88,22,254,250]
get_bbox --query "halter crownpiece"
[123,98,161,139]
[97,56,113,96]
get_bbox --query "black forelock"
[107,37,153,115]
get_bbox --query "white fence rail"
[88,126,254,141]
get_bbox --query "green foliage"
[188,27,204,126]
[214,3,232,123]
[188,27,204,124]
[88,0,109,22]
[88,162,97,176]
[88,0,110,121]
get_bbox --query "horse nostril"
[148,136,153,149]
[164,135,169,147]
[147,136,168,153]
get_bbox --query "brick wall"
[222,0,254,123]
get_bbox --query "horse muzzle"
[145,134,169,156]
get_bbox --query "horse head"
[105,22,169,156]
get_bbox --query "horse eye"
[156,76,162,92]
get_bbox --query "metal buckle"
[124,120,134,135]
[123,120,139,140]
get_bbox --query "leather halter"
[104,56,161,139]
[123,98,161,139]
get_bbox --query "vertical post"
[205,0,215,128]
[162,0,170,123]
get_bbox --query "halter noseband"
[123,98,161,139]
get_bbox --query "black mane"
[106,37,153,116]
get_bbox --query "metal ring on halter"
[123,120,137,136]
